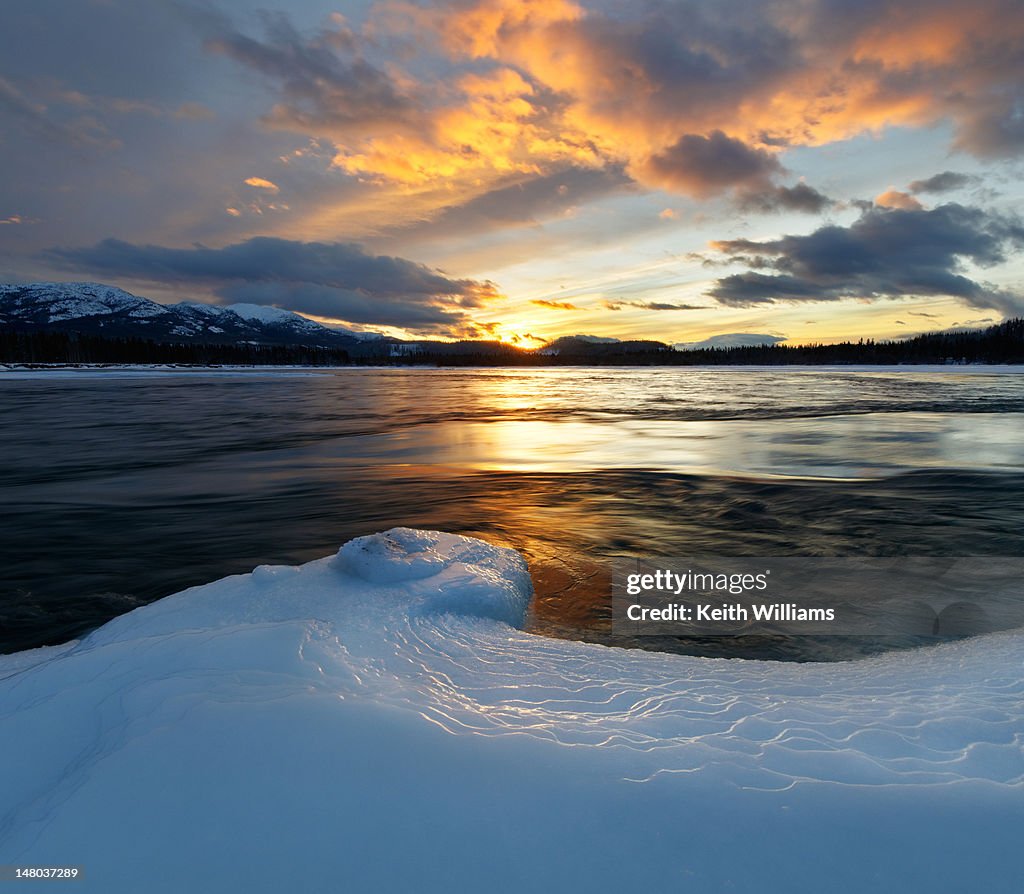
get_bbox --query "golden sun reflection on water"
[409,414,1024,479]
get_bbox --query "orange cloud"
[381,0,584,60]
[376,0,1024,188]
[849,2,1014,67]
[531,298,579,310]
[333,67,599,185]
[874,189,923,210]
[214,0,1024,213]
[245,177,280,192]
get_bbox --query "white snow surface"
[0,529,1021,892]
[172,301,228,317]
[222,302,320,328]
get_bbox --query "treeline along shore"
[3,318,1023,367]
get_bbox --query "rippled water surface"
[3,366,1024,657]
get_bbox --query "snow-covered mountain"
[0,282,368,348]
[0,282,170,324]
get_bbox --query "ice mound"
[335,528,529,626]
[0,529,1021,893]
[338,527,458,583]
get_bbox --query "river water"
[3,365,1024,659]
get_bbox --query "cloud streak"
[531,299,579,310]
[602,300,708,311]
[908,172,977,194]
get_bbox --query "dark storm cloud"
[908,172,976,194]
[738,183,835,214]
[708,203,1024,313]
[640,131,782,197]
[42,237,500,332]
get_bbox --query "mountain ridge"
[0,282,371,348]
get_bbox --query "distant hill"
[674,333,786,351]
[535,335,671,357]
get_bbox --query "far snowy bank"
[1,529,1021,893]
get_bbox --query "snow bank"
[1,529,1021,893]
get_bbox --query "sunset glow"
[2,0,1022,346]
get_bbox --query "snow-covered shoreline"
[1,529,1021,892]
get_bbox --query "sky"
[1,0,1023,346]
